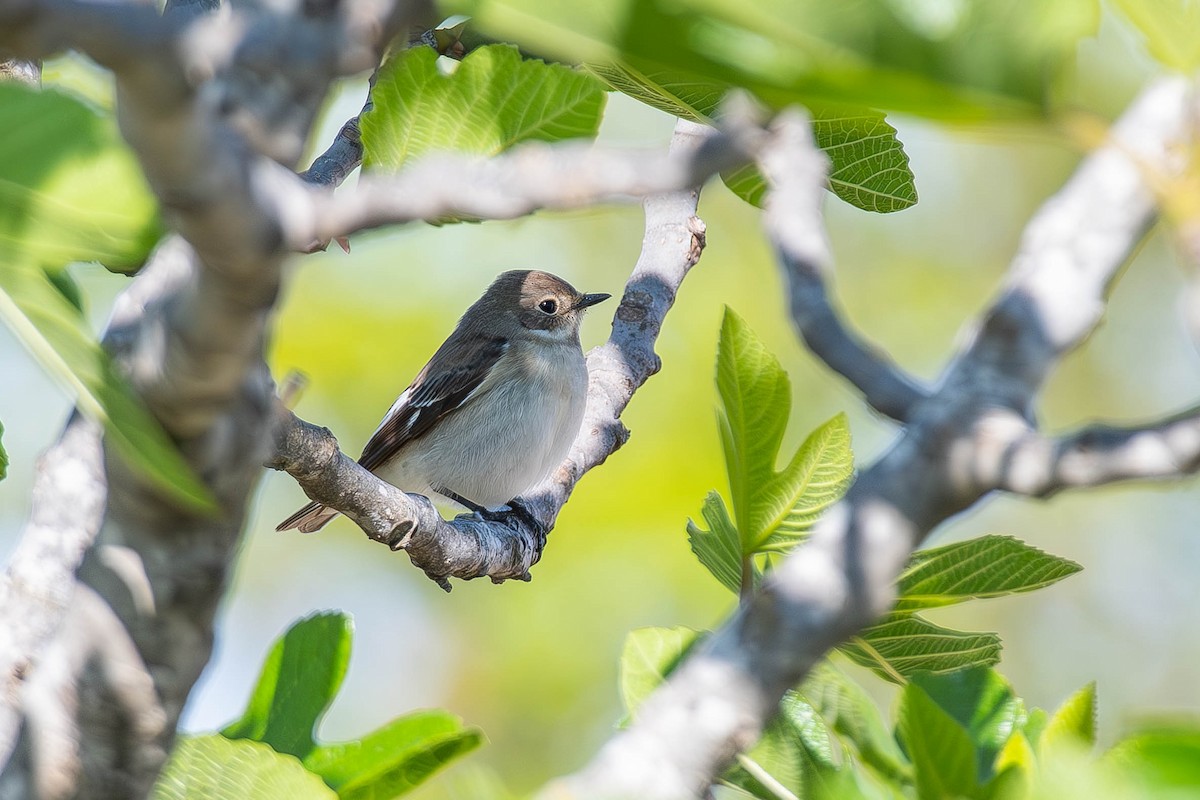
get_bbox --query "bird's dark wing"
[357,334,508,473]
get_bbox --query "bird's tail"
[276,501,340,533]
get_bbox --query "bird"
[277,269,611,533]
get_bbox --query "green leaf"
[898,683,979,800]
[304,711,484,800]
[619,626,702,716]
[584,61,721,123]
[911,668,1025,783]
[153,735,337,800]
[1106,727,1200,790]
[985,733,1035,800]
[686,491,745,594]
[896,535,1082,611]
[0,266,213,511]
[725,692,847,800]
[223,612,354,760]
[839,613,1002,683]
[801,662,910,784]
[0,83,162,273]
[1112,0,1200,70]
[362,44,605,172]
[453,0,1099,120]
[723,111,917,214]
[716,308,853,553]
[0,421,6,482]
[1040,682,1097,754]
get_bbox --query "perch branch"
[269,119,712,587]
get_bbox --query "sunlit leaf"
[619,626,702,717]
[304,711,484,800]
[1112,0,1200,70]
[153,735,337,800]
[839,613,1002,683]
[898,683,978,800]
[1040,682,1097,754]
[362,44,605,171]
[716,308,853,553]
[686,491,745,594]
[0,82,161,274]
[896,535,1082,611]
[1106,727,1200,790]
[0,266,213,510]
[223,612,353,760]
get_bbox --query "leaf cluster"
[153,612,482,800]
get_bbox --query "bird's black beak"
[575,292,611,310]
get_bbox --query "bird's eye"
[538,298,558,314]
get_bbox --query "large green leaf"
[896,535,1082,611]
[362,44,605,171]
[717,308,854,552]
[686,491,745,595]
[725,692,841,799]
[1106,727,1200,791]
[912,668,1025,784]
[0,421,6,481]
[587,63,916,214]
[897,684,979,800]
[1112,0,1200,70]
[304,711,484,800]
[154,735,337,800]
[0,82,161,273]
[619,626,702,716]
[0,266,213,510]
[801,662,910,785]
[223,611,354,760]
[453,0,1098,120]
[839,613,1002,683]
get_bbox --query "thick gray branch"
[552,77,1196,799]
[270,119,712,588]
[762,112,929,422]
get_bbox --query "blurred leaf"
[304,711,484,800]
[896,535,1082,611]
[1023,708,1049,750]
[839,613,1002,683]
[723,111,917,214]
[453,0,1099,119]
[584,61,722,122]
[1106,727,1200,790]
[911,668,1025,783]
[223,611,353,760]
[0,421,6,481]
[0,82,161,274]
[986,733,1036,800]
[0,266,213,511]
[898,683,978,800]
[44,268,84,314]
[687,490,746,594]
[801,662,910,784]
[717,308,853,553]
[362,44,605,171]
[619,626,702,716]
[1111,0,1200,70]
[1040,682,1097,754]
[153,735,337,800]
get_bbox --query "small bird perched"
[277,270,611,533]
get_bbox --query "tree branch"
[550,76,1196,800]
[270,119,712,588]
[763,111,929,422]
